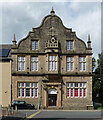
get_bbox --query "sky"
[0,1,102,60]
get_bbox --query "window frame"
[31,56,38,71]
[79,56,86,72]
[67,56,74,71]
[31,40,39,50]
[48,55,58,71]
[17,82,38,98]
[67,82,87,98]
[17,56,25,71]
[66,40,74,50]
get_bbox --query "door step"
[48,106,59,110]
[46,106,63,110]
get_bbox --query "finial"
[87,34,91,49]
[12,33,17,47]
[88,34,90,41]
[14,33,16,41]
[50,7,55,16]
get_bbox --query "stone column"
[44,89,48,108]
[57,86,62,107]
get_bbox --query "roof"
[0,44,12,61]
[0,49,10,57]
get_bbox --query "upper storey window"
[66,40,73,50]
[79,57,86,71]
[18,56,25,71]
[49,56,57,71]
[31,40,38,50]
[67,57,74,71]
[31,57,38,71]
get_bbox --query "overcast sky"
[0,1,102,60]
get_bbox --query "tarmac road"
[1,110,103,120]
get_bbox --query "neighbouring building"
[0,45,12,108]
[11,9,93,110]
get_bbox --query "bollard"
[6,108,8,116]
[26,113,27,117]
[11,107,13,114]
[8,104,10,115]
[15,105,17,111]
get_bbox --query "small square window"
[67,83,69,87]
[67,57,69,62]
[18,83,21,87]
[83,83,86,87]
[26,83,30,87]
[71,83,73,87]
[83,57,86,62]
[18,57,21,61]
[79,57,82,62]
[75,83,78,87]
[35,57,38,61]
[80,83,82,87]
[31,57,34,61]
[55,56,57,61]
[71,57,73,62]
[35,83,38,88]
[31,83,34,87]
[22,83,24,87]
[22,57,25,61]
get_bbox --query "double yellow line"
[24,110,41,120]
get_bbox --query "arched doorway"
[48,88,57,106]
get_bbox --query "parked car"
[11,100,34,109]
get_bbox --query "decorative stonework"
[46,36,58,48]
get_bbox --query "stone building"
[11,9,93,110]
[0,45,12,107]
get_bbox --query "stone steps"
[45,106,63,110]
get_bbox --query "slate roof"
[0,44,12,61]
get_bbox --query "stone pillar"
[44,89,47,108]
[57,86,62,107]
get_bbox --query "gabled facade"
[11,9,93,110]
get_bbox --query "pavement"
[1,110,103,120]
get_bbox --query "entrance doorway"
[48,94,57,106]
[48,88,57,106]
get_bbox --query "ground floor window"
[17,82,38,98]
[67,82,86,97]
